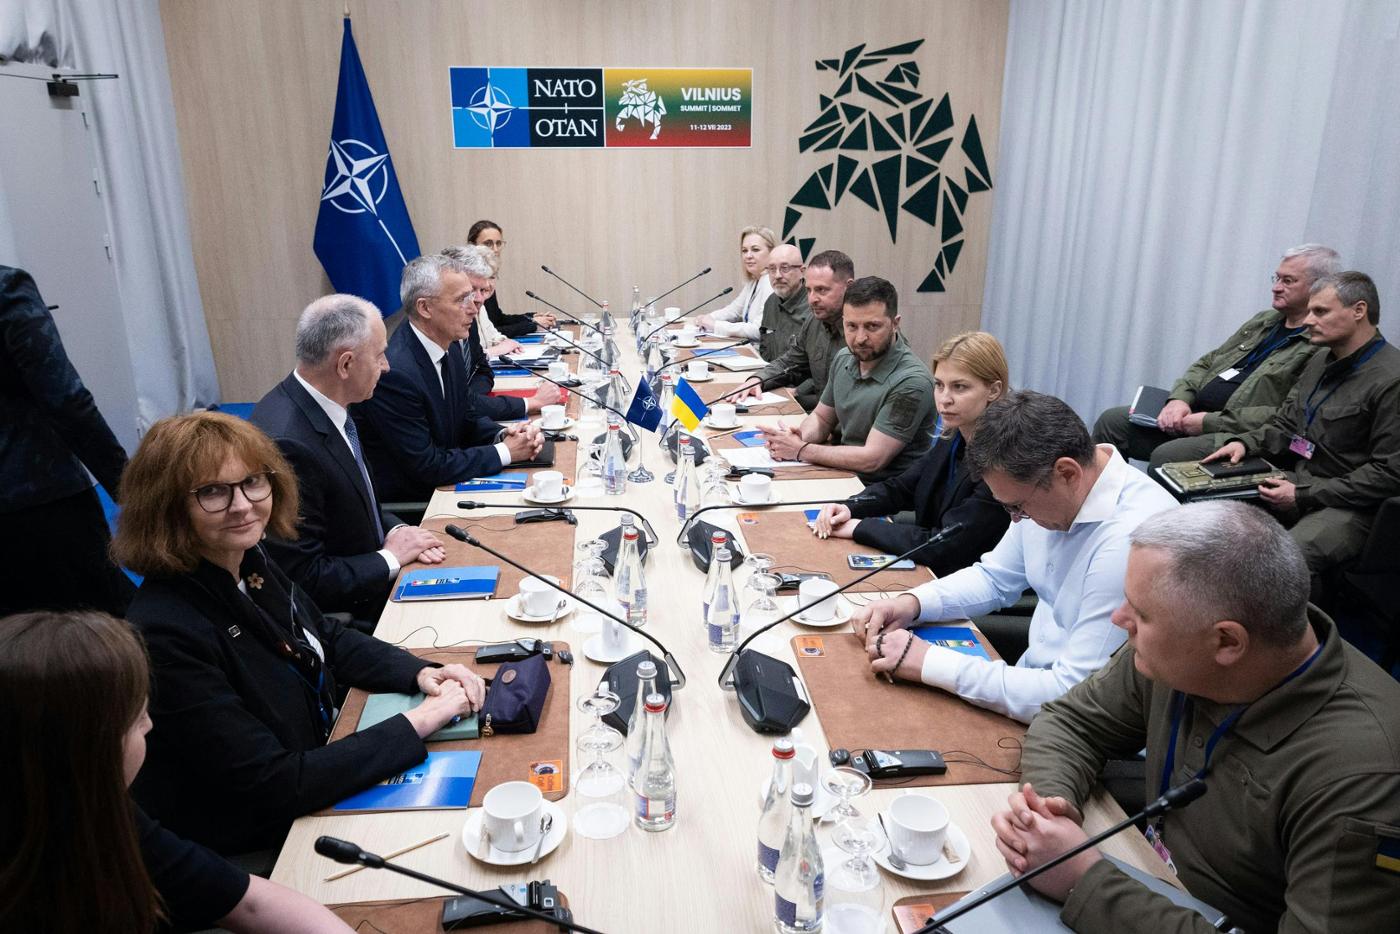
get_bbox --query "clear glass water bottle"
[613,519,647,627]
[757,739,796,883]
[700,530,728,616]
[602,415,627,495]
[707,544,740,653]
[657,372,677,430]
[630,285,642,331]
[600,299,615,335]
[633,692,676,832]
[673,435,700,519]
[645,335,666,387]
[625,657,659,785]
[774,782,823,933]
[606,368,628,413]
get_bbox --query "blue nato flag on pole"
[313,17,420,318]
[625,379,664,432]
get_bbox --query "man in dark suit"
[353,253,543,503]
[250,294,446,619]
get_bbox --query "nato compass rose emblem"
[466,81,517,133]
[320,138,409,262]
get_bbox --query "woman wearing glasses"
[113,412,486,857]
[469,219,555,337]
[695,225,776,340]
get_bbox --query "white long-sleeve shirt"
[709,274,773,340]
[908,446,1176,723]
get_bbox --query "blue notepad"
[332,750,482,811]
[491,367,532,377]
[912,625,992,660]
[733,429,766,447]
[516,334,546,344]
[392,566,499,602]
[455,472,529,492]
[693,347,739,358]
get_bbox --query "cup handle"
[512,819,525,849]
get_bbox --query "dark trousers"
[1092,405,1229,467]
[0,487,136,618]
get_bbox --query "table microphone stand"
[541,264,606,309]
[643,265,711,308]
[526,291,606,338]
[455,500,660,547]
[639,286,734,343]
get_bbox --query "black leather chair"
[1331,496,1400,673]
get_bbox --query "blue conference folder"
[912,625,992,660]
[455,472,529,492]
[391,566,499,602]
[732,429,766,447]
[692,347,739,358]
[332,750,482,811]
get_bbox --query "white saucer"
[793,600,852,629]
[671,338,700,348]
[731,488,782,507]
[505,593,574,623]
[683,372,714,382]
[871,819,971,881]
[522,485,573,505]
[461,799,567,866]
[582,632,640,663]
[703,416,742,431]
[540,416,576,431]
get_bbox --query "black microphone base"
[733,650,811,733]
[599,650,674,734]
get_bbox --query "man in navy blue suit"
[353,253,542,503]
[251,294,447,619]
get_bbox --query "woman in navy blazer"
[814,332,1012,575]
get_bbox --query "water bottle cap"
[715,546,731,561]
[772,739,795,759]
[623,527,638,540]
[710,531,727,544]
[791,782,814,806]
[644,692,667,713]
[608,422,620,430]
[636,659,657,677]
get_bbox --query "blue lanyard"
[1304,339,1386,427]
[944,433,962,490]
[1238,323,1304,371]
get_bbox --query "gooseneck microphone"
[540,265,605,309]
[533,321,612,370]
[640,287,735,342]
[644,266,712,307]
[650,338,752,379]
[525,291,607,337]
[456,500,659,547]
[314,836,606,934]
[675,494,876,544]
[444,525,687,689]
[915,779,1209,933]
[532,371,640,444]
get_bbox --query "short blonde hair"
[931,331,1011,436]
[112,412,299,576]
[738,225,778,281]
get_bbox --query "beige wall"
[161,0,1008,401]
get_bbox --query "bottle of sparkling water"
[614,519,647,628]
[757,739,796,883]
[700,530,729,618]
[673,435,700,518]
[602,415,627,496]
[774,783,823,933]
[706,545,740,653]
[633,693,676,832]
[625,657,659,785]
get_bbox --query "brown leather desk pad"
[892,892,971,932]
[791,630,1024,787]
[672,343,760,364]
[707,433,854,481]
[738,510,932,590]
[411,514,576,596]
[324,645,571,811]
[331,893,571,933]
[695,381,805,416]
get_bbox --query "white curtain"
[1,0,218,424]
[983,0,1400,423]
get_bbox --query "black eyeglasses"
[190,471,275,513]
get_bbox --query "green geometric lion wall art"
[782,39,993,292]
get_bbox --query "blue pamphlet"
[455,472,529,492]
[392,566,499,602]
[332,750,482,811]
[516,334,546,343]
[732,429,766,447]
[804,508,821,523]
[912,625,992,660]
[491,367,532,377]
[692,347,739,358]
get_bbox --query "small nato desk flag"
[625,379,664,432]
[671,378,710,432]
[313,17,420,318]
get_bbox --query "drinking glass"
[573,689,629,839]
[571,539,610,633]
[822,766,872,824]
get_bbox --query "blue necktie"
[343,416,385,541]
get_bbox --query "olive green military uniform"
[818,339,935,483]
[754,311,844,411]
[756,284,810,365]
[1093,309,1317,466]
[1022,608,1400,933]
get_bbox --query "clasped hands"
[850,594,927,682]
[404,664,488,740]
[1155,400,1206,437]
[760,423,806,461]
[990,783,1099,902]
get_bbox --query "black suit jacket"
[352,320,506,502]
[250,373,402,617]
[128,556,430,854]
[848,434,1010,575]
[484,291,537,338]
[463,321,527,422]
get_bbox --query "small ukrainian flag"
[671,377,710,432]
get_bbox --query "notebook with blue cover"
[692,347,739,358]
[912,625,992,660]
[455,472,529,492]
[732,429,766,447]
[491,367,532,377]
[332,750,482,811]
[392,566,499,602]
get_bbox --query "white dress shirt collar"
[410,320,448,367]
[292,369,349,437]
[1071,445,1130,526]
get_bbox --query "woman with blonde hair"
[814,331,1012,573]
[696,224,776,339]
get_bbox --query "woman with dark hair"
[0,610,352,933]
[114,412,486,856]
[469,219,554,337]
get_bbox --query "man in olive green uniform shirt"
[1206,271,1400,586]
[992,502,1400,933]
[1093,244,1339,466]
[755,243,811,364]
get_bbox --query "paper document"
[721,447,804,469]
[713,356,767,371]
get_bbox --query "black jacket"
[484,291,536,338]
[0,265,127,511]
[351,319,506,502]
[847,434,1009,575]
[464,320,528,422]
[249,373,403,617]
[129,554,430,854]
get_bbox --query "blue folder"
[912,625,992,660]
[392,566,499,602]
[333,750,482,811]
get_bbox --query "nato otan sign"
[450,67,752,148]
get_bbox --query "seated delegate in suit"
[0,610,352,934]
[469,219,554,337]
[1092,243,1339,467]
[990,503,1400,932]
[695,224,777,341]
[114,412,486,856]
[466,243,523,355]
[813,331,1011,575]
[852,391,1176,723]
[761,276,935,484]
[353,252,543,503]
[250,294,446,620]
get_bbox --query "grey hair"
[400,253,470,317]
[967,390,1094,484]
[294,294,377,366]
[1311,270,1380,325]
[1129,501,1310,648]
[1281,243,1341,282]
[439,244,497,274]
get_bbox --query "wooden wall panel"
[160,0,1008,400]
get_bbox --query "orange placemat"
[738,511,932,590]
[792,631,1023,786]
[409,516,576,598]
[323,646,571,810]
[893,892,971,933]
[707,433,854,481]
[331,892,571,933]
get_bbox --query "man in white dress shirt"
[851,390,1176,723]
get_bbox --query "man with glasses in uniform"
[754,243,811,364]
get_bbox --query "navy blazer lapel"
[281,375,378,523]
[394,322,454,441]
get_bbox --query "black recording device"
[774,571,832,592]
[514,508,576,526]
[848,748,947,778]
[441,879,569,929]
[474,639,553,665]
[726,466,774,480]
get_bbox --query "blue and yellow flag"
[671,377,710,431]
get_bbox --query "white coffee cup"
[602,616,627,655]
[738,472,772,504]
[680,323,699,340]
[797,577,840,621]
[533,470,564,499]
[710,403,738,428]
[547,360,569,380]
[886,793,949,866]
[519,576,558,617]
[687,360,710,380]
[665,305,683,322]
[480,780,546,853]
[540,405,567,430]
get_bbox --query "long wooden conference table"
[270,320,1171,932]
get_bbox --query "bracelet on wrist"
[797,441,810,461]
